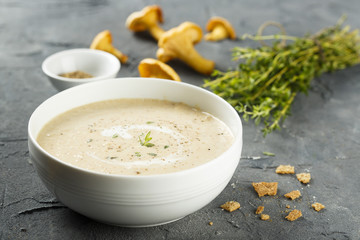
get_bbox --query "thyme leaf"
[263,151,275,156]
[139,131,155,147]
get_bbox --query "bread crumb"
[286,205,291,209]
[221,201,240,212]
[276,165,295,174]
[285,209,302,221]
[252,182,278,197]
[260,214,270,221]
[296,173,311,184]
[209,221,213,226]
[312,202,325,212]
[284,190,301,200]
[255,206,264,215]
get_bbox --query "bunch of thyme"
[204,16,360,136]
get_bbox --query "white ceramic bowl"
[28,78,243,227]
[42,48,120,91]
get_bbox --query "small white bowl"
[28,78,243,227]
[42,49,120,91]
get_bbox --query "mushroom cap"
[157,22,214,75]
[206,17,236,39]
[158,21,203,47]
[126,5,163,32]
[157,22,203,62]
[138,58,181,82]
[90,30,112,49]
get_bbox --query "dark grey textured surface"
[1,0,360,239]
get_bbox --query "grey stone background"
[1,0,360,239]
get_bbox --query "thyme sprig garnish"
[204,16,360,136]
[139,131,155,147]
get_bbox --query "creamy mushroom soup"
[37,99,234,175]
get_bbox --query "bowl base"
[97,216,185,228]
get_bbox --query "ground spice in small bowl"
[59,70,93,79]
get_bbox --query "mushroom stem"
[113,49,128,64]
[157,43,214,75]
[104,45,128,64]
[178,47,214,75]
[149,25,165,41]
[205,26,228,41]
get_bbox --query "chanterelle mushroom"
[90,30,128,64]
[204,17,236,41]
[126,5,164,41]
[138,58,181,82]
[157,22,215,75]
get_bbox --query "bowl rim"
[28,77,242,180]
[41,48,121,83]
